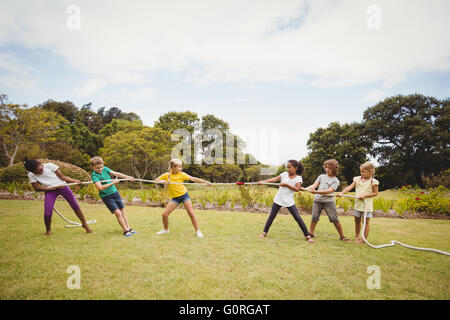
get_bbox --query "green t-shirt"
[91,166,118,198]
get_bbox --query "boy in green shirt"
[91,156,137,237]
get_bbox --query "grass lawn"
[0,199,449,300]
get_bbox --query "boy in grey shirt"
[301,159,350,242]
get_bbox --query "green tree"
[363,94,449,187]
[100,127,173,189]
[304,122,371,185]
[40,99,78,124]
[98,119,144,139]
[0,102,67,166]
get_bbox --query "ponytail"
[288,159,304,175]
[23,158,40,172]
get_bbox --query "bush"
[422,169,450,189]
[295,192,314,211]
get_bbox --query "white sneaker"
[196,230,204,238]
[156,229,169,235]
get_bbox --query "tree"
[78,103,104,133]
[98,106,140,125]
[99,127,173,189]
[98,119,144,139]
[304,122,371,185]
[363,94,449,187]
[40,100,78,124]
[154,111,200,135]
[0,103,67,166]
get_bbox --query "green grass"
[0,200,449,300]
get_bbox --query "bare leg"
[74,208,92,233]
[333,221,347,239]
[182,200,199,232]
[119,208,131,231]
[354,217,363,243]
[363,218,370,239]
[309,220,318,236]
[162,201,179,231]
[114,209,129,233]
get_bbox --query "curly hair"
[323,159,339,176]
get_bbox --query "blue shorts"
[171,192,191,205]
[101,191,124,213]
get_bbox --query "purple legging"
[44,186,80,221]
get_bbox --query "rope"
[65,178,450,255]
[312,192,450,256]
[53,207,96,228]
[66,178,280,186]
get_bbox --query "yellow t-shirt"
[157,171,191,198]
[354,176,379,212]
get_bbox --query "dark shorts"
[102,191,124,213]
[171,192,191,205]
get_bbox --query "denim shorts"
[171,192,191,205]
[102,191,124,213]
[353,210,372,219]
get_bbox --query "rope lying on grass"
[317,193,450,256]
[63,178,449,255]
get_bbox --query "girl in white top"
[257,160,314,243]
[338,161,379,244]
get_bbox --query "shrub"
[295,192,314,211]
[374,197,394,213]
[422,169,450,189]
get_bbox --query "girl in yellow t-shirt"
[155,158,211,237]
[338,161,379,244]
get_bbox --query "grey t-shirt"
[314,174,340,202]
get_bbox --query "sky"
[0,0,449,165]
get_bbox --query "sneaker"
[156,229,169,235]
[124,231,133,237]
[196,230,204,238]
[129,229,137,234]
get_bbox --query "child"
[154,158,211,238]
[257,160,314,243]
[90,156,137,237]
[24,159,92,236]
[301,159,350,242]
[338,161,379,244]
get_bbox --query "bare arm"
[94,180,120,191]
[300,180,319,192]
[31,182,63,192]
[55,169,81,184]
[109,170,135,181]
[280,181,302,192]
[338,181,356,196]
[186,175,212,186]
[258,175,281,184]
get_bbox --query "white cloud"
[362,89,387,104]
[74,78,107,97]
[0,0,449,89]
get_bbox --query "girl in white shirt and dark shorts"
[258,160,314,243]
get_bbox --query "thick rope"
[316,193,450,256]
[65,178,450,255]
